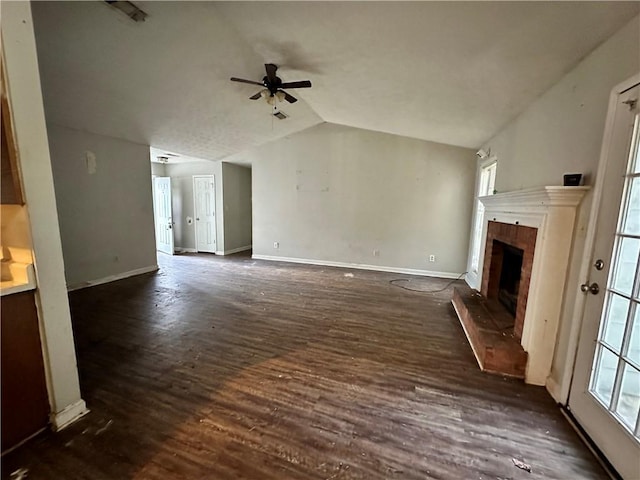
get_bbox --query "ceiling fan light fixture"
[275,91,286,103]
[104,0,148,22]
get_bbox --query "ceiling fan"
[230,63,312,104]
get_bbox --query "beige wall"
[249,123,476,275]
[47,124,157,288]
[472,15,640,400]
[150,162,167,177]
[221,162,252,252]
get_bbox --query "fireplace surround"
[461,186,589,385]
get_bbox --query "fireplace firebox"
[497,243,524,317]
[481,221,536,340]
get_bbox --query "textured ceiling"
[31,1,639,162]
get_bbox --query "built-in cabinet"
[1,59,50,453]
[1,291,49,452]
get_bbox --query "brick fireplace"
[453,186,589,385]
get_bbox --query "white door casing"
[154,176,174,255]
[467,158,497,290]
[569,80,640,480]
[194,175,217,253]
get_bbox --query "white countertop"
[1,262,36,296]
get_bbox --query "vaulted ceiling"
[31,1,639,162]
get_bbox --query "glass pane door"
[589,112,640,438]
[470,162,496,273]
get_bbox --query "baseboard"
[175,247,197,253]
[51,399,89,431]
[67,265,159,291]
[252,254,465,279]
[222,245,252,255]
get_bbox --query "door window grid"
[590,113,640,439]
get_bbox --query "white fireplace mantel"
[480,186,590,211]
[476,186,590,385]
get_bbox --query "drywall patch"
[85,151,97,174]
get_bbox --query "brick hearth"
[452,285,527,378]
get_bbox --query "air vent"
[273,111,288,120]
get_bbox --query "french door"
[569,82,639,479]
[154,176,174,255]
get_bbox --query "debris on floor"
[10,468,29,479]
[512,458,531,472]
[343,273,354,278]
[95,419,113,435]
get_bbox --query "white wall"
[47,125,157,288]
[164,161,223,252]
[221,162,252,252]
[472,15,640,400]
[2,1,87,428]
[150,162,166,177]
[249,123,476,275]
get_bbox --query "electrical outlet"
[429,254,436,262]
[373,249,380,257]
[273,241,279,249]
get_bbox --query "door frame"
[557,73,640,405]
[153,176,174,255]
[193,174,217,254]
[465,156,497,290]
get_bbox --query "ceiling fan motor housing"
[263,75,282,95]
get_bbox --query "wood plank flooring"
[1,253,606,479]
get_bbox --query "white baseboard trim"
[176,247,197,253]
[252,254,465,279]
[67,265,159,292]
[51,399,89,431]
[222,245,252,255]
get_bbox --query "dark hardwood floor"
[2,252,605,479]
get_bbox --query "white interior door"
[154,176,174,255]
[194,175,216,253]
[569,83,640,479]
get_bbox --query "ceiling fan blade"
[230,77,264,87]
[264,64,278,84]
[249,91,262,100]
[280,90,298,104]
[280,80,312,89]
